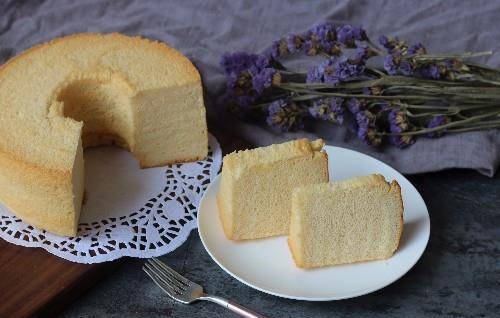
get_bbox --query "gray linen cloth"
[1,0,499,176]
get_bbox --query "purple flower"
[272,22,341,58]
[268,22,365,59]
[220,52,271,91]
[303,39,319,56]
[307,56,365,85]
[355,110,381,145]
[254,55,270,70]
[384,51,414,76]
[408,43,427,55]
[319,41,343,56]
[266,99,304,132]
[220,52,270,76]
[321,58,341,85]
[347,98,367,114]
[389,135,415,148]
[418,60,463,80]
[265,38,291,60]
[353,46,376,64]
[387,109,414,147]
[379,35,407,55]
[306,57,335,84]
[337,25,366,47]
[309,22,337,42]
[252,68,276,94]
[362,87,372,95]
[388,109,410,133]
[305,22,341,56]
[379,35,396,53]
[421,64,441,79]
[308,22,337,48]
[265,41,281,60]
[384,54,398,75]
[286,34,304,54]
[220,52,278,110]
[426,115,450,137]
[399,60,414,76]
[308,98,345,123]
[335,56,364,80]
[379,35,390,48]
[306,65,323,83]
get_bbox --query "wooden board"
[0,129,249,318]
[0,238,120,318]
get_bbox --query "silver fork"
[143,258,268,318]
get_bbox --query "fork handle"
[227,300,268,318]
[200,295,268,318]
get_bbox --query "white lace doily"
[0,134,221,263]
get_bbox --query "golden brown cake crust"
[0,147,77,236]
[390,180,405,253]
[287,237,305,268]
[0,33,201,87]
[216,194,234,240]
[296,253,396,269]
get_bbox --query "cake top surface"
[0,33,200,171]
[222,139,325,177]
[293,174,392,198]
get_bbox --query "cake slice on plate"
[217,139,329,240]
[289,174,404,268]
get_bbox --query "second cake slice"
[289,174,404,268]
[217,139,329,240]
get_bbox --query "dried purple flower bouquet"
[219,22,500,148]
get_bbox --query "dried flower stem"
[448,120,500,133]
[386,110,500,136]
[412,51,493,61]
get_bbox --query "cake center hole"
[57,78,134,150]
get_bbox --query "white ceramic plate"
[197,145,430,301]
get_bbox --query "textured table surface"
[57,169,500,318]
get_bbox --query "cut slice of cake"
[217,139,329,240]
[289,174,404,268]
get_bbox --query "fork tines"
[143,258,191,297]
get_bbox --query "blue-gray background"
[1,0,499,176]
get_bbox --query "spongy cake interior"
[57,76,135,150]
[289,174,404,268]
[217,139,329,240]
